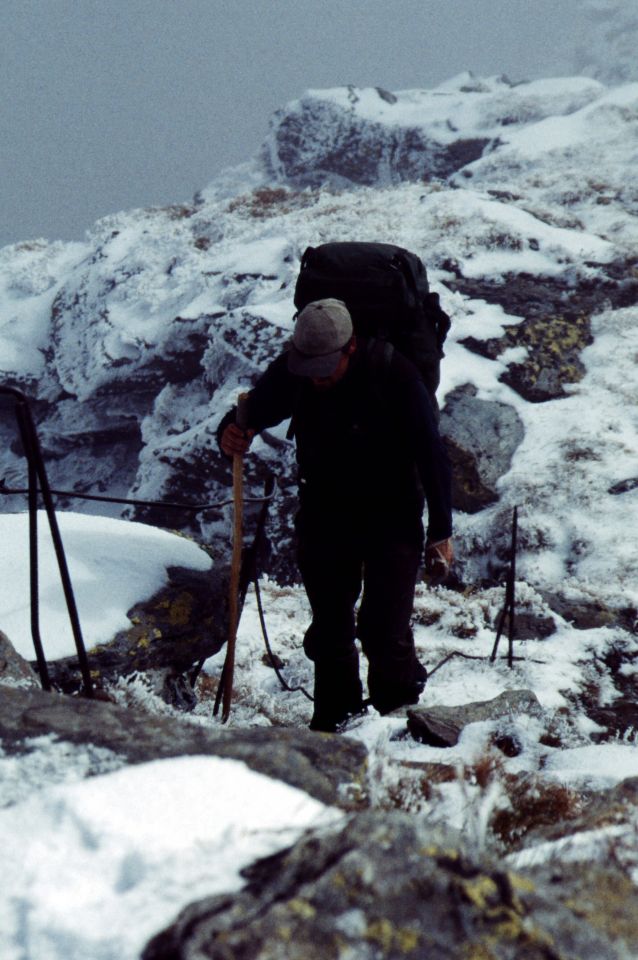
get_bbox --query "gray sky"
[1,0,589,248]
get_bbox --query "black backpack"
[293,241,450,399]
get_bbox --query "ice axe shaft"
[214,393,249,722]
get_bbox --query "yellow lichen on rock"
[287,898,316,920]
[364,918,420,954]
[461,875,500,910]
[167,592,194,627]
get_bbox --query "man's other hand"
[220,423,255,457]
[425,538,454,581]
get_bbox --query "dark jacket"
[218,340,452,541]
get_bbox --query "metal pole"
[490,505,518,668]
[23,400,94,697]
[14,402,52,690]
[1,385,93,697]
[507,506,518,669]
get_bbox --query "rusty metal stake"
[490,505,518,669]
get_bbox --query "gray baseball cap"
[287,298,354,377]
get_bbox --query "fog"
[1,0,591,247]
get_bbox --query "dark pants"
[296,506,427,727]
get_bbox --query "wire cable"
[253,575,314,702]
[0,478,276,512]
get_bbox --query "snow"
[0,753,341,960]
[544,743,638,789]
[201,575,637,784]
[298,75,604,140]
[0,512,212,660]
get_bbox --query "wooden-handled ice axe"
[214,393,249,722]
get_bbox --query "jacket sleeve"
[216,351,296,452]
[389,359,453,542]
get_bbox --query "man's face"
[309,351,351,391]
[309,338,356,391]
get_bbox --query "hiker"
[218,298,453,732]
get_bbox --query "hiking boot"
[309,703,368,734]
[309,651,363,733]
[371,679,426,716]
[368,663,427,716]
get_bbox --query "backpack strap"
[366,336,440,421]
[364,337,395,414]
[366,336,394,373]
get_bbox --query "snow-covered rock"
[440,384,525,513]
[0,630,38,689]
[0,699,346,960]
[0,513,224,694]
[261,76,604,188]
[144,807,638,960]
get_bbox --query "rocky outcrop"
[261,77,603,190]
[142,808,638,960]
[0,685,368,810]
[1,78,635,594]
[4,685,638,959]
[263,88,490,188]
[46,563,229,694]
[449,261,638,402]
[0,629,39,689]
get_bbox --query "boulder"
[44,563,230,694]
[260,78,605,193]
[142,808,637,960]
[0,629,40,689]
[0,685,368,811]
[407,689,544,747]
[263,88,490,188]
[439,384,524,513]
[506,610,556,640]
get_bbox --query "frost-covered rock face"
[262,85,489,187]
[261,76,603,188]
[0,73,637,603]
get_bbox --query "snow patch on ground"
[0,754,342,960]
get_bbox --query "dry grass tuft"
[227,187,318,219]
[492,779,583,849]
